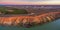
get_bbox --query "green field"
[0,7,28,14]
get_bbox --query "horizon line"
[0,4,60,5]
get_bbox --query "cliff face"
[0,12,60,28]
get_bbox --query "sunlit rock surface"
[0,12,60,28]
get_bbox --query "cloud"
[21,0,60,1]
[0,0,60,5]
[0,0,60,2]
[0,0,49,2]
[20,0,48,2]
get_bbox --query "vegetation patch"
[0,7,28,14]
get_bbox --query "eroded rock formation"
[0,12,60,28]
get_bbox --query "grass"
[0,7,28,14]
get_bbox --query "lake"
[0,19,60,30]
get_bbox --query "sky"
[0,0,60,5]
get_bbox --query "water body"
[0,19,60,30]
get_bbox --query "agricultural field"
[0,6,28,14]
